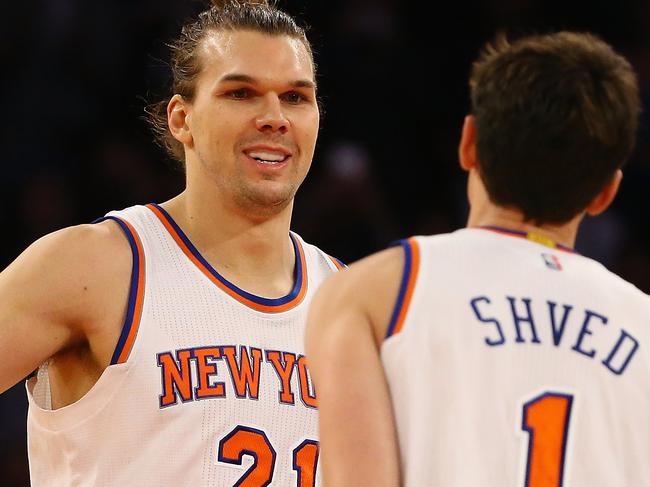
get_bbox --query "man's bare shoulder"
[2,221,132,331]
[11,220,131,279]
[308,246,405,344]
[317,247,404,302]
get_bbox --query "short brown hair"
[146,0,314,164]
[470,31,640,224]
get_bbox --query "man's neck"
[160,190,296,298]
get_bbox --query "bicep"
[0,238,80,393]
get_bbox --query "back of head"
[470,32,640,225]
[147,0,313,164]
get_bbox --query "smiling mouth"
[247,150,290,165]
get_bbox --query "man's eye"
[282,91,306,104]
[227,89,250,99]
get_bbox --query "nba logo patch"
[542,253,563,271]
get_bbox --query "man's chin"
[238,186,295,218]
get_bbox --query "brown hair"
[469,31,640,224]
[146,0,314,164]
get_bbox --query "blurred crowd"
[1,0,649,483]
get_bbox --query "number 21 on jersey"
[218,425,319,487]
[520,392,574,487]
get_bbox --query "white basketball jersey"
[382,227,650,487]
[26,204,343,487]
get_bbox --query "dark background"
[1,1,649,484]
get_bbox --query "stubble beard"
[231,147,306,218]
[234,177,298,219]
[197,145,306,220]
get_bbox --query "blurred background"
[1,0,649,483]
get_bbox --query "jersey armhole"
[326,254,346,271]
[385,238,420,339]
[94,216,146,365]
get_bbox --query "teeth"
[248,151,286,162]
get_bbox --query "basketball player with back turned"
[0,1,342,485]
[307,32,650,486]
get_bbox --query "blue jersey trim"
[94,216,143,365]
[385,239,412,338]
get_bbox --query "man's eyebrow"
[219,73,316,89]
[219,73,257,84]
[291,79,317,90]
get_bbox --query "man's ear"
[459,115,478,172]
[168,94,193,146]
[586,169,623,217]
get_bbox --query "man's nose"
[255,94,289,133]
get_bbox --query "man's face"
[184,30,319,216]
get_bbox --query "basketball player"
[0,1,343,485]
[306,32,649,486]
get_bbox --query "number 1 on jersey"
[293,440,319,487]
[521,392,573,487]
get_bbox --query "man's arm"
[306,247,405,487]
[0,222,132,395]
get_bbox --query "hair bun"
[209,0,270,8]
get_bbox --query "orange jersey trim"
[327,254,346,271]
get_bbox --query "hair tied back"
[209,0,271,9]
